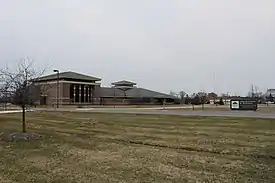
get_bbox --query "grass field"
[0,111,275,182]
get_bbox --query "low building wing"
[100,87,125,97]
[100,87,177,99]
[127,88,177,99]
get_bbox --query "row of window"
[69,84,94,103]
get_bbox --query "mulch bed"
[0,132,42,142]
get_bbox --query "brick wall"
[62,83,70,98]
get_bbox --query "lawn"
[0,111,275,182]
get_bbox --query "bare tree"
[196,91,207,110]
[113,86,131,107]
[179,91,186,104]
[0,58,46,133]
[0,80,11,110]
[190,94,200,110]
[169,91,178,98]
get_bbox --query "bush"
[219,98,224,105]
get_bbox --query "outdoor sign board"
[230,97,258,111]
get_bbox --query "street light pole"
[53,69,60,108]
[213,72,216,105]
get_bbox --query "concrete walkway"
[74,105,225,111]
[0,110,33,114]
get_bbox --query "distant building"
[265,89,275,97]
[207,92,218,100]
[34,71,177,106]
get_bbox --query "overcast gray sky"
[1,0,275,95]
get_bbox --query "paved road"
[1,106,275,119]
[152,110,275,119]
[30,107,275,119]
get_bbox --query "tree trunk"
[22,106,26,133]
[4,95,7,110]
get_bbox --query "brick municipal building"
[35,71,176,106]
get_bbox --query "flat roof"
[36,71,101,82]
[111,80,137,86]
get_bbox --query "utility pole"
[113,86,116,108]
[53,69,60,108]
[162,99,166,110]
[201,90,205,110]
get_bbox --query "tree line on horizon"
[169,88,274,106]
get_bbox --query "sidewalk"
[74,106,190,111]
[0,110,33,114]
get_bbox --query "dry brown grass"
[0,111,275,182]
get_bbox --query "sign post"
[230,97,258,111]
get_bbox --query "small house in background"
[34,71,177,106]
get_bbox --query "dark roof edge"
[36,71,101,82]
